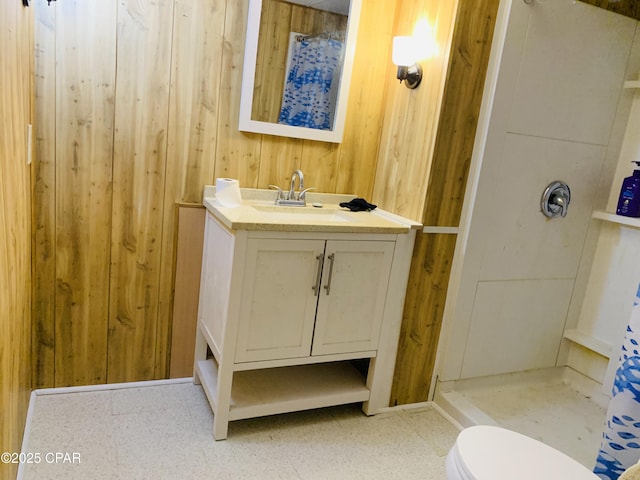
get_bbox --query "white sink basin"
[250,204,353,223]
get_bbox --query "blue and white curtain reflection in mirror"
[594,283,640,479]
[278,32,343,131]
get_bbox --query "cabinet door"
[312,240,394,356]
[235,239,326,362]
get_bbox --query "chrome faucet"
[268,169,313,206]
[289,170,304,201]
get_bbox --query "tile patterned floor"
[20,381,459,480]
[20,372,609,479]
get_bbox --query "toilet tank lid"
[454,425,599,480]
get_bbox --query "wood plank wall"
[389,0,501,405]
[372,0,459,222]
[0,3,33,479]
[32,0,396,387]
[27,0,640,405]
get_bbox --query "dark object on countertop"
[339,198,377,212]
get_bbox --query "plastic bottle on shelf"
[617,161,640,218]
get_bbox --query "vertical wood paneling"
[256,135,304,187]
[166,0,225,204]
[107,0,175,383]
[335,0,397,198]
[156,0,227,379]
[252,0,293,123]
[25,0,506,411]
[32,3,56,389]
[214,0,262,186]
[32,0,399,387]
[372,0,459,222]
[290,3,347,34]
[54,0,116,386]
[0,3,32,479]
[389,0,501,405]
[390,233,457,406]
[300,141,340,192]
[423,0,500,227]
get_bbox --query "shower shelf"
[624,80,640,89]
[592,210,640,229]
[563,328,612,359]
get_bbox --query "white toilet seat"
[447,425,599,480]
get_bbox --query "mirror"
[239,0,362,143]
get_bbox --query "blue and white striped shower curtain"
[595,284,640,479]
[278,35,343,130]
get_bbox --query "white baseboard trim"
[33,377,194,396]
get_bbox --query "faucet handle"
[268,185,285,202]
[550,193,568,217]
[298,187,315,201]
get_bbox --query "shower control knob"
[541,181,571,219]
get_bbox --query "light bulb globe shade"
[392,36,416,66]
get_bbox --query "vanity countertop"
[202,186,421,234]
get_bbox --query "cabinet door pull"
[323,253,335,295]
[312,254,324,296]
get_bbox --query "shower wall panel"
[461,279,574,378]
[440,0,636,381]
[476,134,605,282]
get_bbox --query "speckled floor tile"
[110,383,192,415]
[22,391,118,480]
[398,406,460,457]
[20,382,458,480]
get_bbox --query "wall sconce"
[392,36,423,89]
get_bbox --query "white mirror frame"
[238,0,362,143]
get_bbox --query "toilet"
[446,425,599,479]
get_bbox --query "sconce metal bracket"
[396,64,423,89]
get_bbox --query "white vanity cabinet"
[235,238,394,362]
[193,193,418,440]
